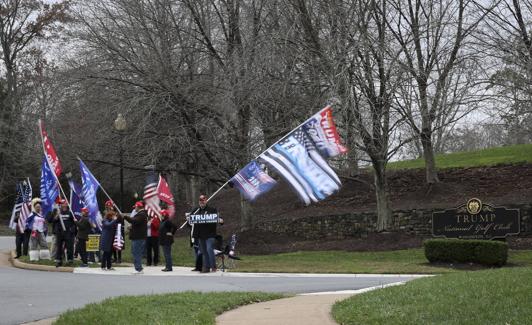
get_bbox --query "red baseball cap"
[160,209,169,217]
[81,207,89,213]
[105,200,114,207]
[133,201,144,208]
[59,199,67,205]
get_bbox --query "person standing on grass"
[146,211,161,266]
[100,202,118,270]
[159,210,177,272]
[189,194,223,273]
[76,207,91,267]
[26,199,50,261]
[123,201,148,274]
[51,199,76,267]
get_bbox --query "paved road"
[0,237,419,325]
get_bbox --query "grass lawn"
[332,267,532,324]
[388,143,532,169]
[54,291,284,325]
[17,235,532,274]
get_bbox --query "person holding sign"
[188,195,223,273]
[75,207,91,267]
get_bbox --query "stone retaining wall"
[255,203,532,239]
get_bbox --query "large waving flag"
[39,120,63,177]
[157,175,175,218]
[80,160,102,228]
[40,157,60,216]
[144,171,161,218]
[303,105,347,158]
[260,128,340,205]
[230,160,277,202]
[68,179,85,220]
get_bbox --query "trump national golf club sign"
[432,198,520,239]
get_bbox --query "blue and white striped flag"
[260,128,340,205]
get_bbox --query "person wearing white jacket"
[27,199,51,261]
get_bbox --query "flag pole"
[77,157,123,215]
[203,105,331,203]
[38,119,67,231]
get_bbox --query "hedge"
[424,239,508,266]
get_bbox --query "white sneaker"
[132,270,144,274]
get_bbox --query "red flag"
[39,120,63,177]
[157,175,175,218]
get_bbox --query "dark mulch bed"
[173,163,532,253]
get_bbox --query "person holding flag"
[188,195,224,273]
[75,207,91,267]
[123,201,148,274]
[100,202,119,271]
[50,199,77,267]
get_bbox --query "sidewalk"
[216,283,406,325]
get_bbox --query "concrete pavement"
[0,236,425,325]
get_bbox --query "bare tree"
[0,0,69,200]
[386,0,487,184]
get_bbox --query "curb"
[10,250,74,273]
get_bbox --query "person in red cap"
[123,201,148,274]
[75,207,91,267]
[49,199,76,267]
[189,194,223,273]
[159,209,177,271]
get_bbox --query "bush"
[424,239,508,266]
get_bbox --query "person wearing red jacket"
[146,213,160,266]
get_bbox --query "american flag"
[9,179,32,231]
[143,171,161,218]
[113,224,125,251]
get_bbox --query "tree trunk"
[374,161,392,231]
[239,196,253,231]
[420,129,439,184]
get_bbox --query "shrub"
[424,239,508,266]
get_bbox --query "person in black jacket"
[189,194,224,273]
[75,207,92,267]
[123,201,148,274]
[49,199,76,267]
[159,210,177,272]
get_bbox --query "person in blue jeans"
[123,201,147,274]
[159,209,177,272]
[189,195,223,273]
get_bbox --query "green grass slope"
[388,144,532,170]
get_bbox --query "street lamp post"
[114,113,127,211]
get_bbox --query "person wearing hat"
[189,194,224,273]
[26,199,50,261]
[159,209,177,272]
[75,207,91,267]
[123,201,148,274]
[100,202,119,270]
[49,199,77,267]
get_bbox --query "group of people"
[13,194,224,274]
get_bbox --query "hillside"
[175,145,532,253]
